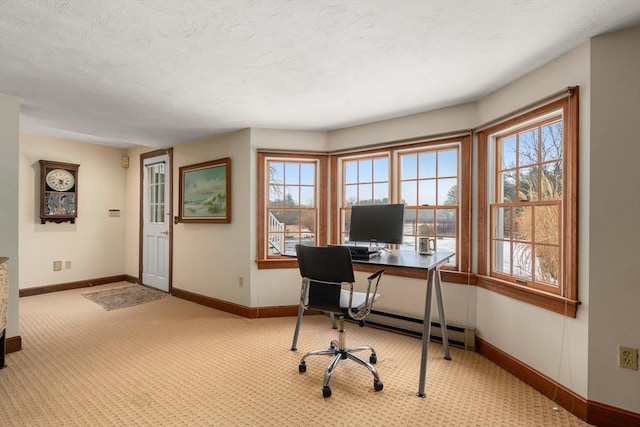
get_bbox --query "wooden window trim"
[477,89,579,317]
[256,152,327,266]
[330,136,471,274]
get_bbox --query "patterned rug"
[81,284,168,311]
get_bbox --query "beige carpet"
[0,282,590,426]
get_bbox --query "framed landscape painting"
[178,157,231,223]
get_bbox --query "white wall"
[588,26,640,413]
[18,135,129,288]
[329,102,477,151]
[123,144,151,278]
[170,130,253,306]
[0,93,20,338]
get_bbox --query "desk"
[291,249,455,398]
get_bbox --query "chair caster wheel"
[374,379,384,391]
[370,354,377,364]
[299,363,306,373]
[322,386,332,398]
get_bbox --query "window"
[338,153,391,244]
[399,146,459,259]
[333,137,471,272]
[257,152,327,267]
[477,89,579,316]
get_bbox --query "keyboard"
[347,246,381,259]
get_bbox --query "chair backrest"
[295,245,355,314]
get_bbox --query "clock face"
[46,168,75,192]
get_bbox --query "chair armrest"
[367,269,386,281]
[348,268,385,321]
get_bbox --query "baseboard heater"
[360,310,476,351]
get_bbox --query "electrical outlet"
[238,276,244,287]
[618,346,638,370]
[53,261,62,271]
[65,260,72,269]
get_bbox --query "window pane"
[402,181,417,205]
[300,163,314,185]
[418,152,436,179]
[373,183,389,204]
[300,186,315,207]
[358,184,373,204]
[344,184,357,206]
[534,205,559,244]
[417,209,435,236]
[270,162,284,184]
[535,245,559,286]
[500,136,517,169]
[285,163,299,184]
[498,171,516,203]
[437,209,456,237]
[518,166,538,201]
[541,161,562,200]
[438,237,456,253]
[373,157,389,182]
[345,161,357,184]
[418,180,436,205]
[513,206,532,242]
[518,129,538,167]
[269,209,284,228]
[513,242,533,280]
[269,185,284,207]
[541,121,562,162]
[285,211,300,232]
[438,178,457,205]
[358,159,372,182]
[403,208,417,235]
[494,207,511,239]
[285,186,299,205]
[438,149,457,177]
[300,210,316,235]
[494,240,511,275]
[401,154,417,180]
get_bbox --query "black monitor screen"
[348,204,405,245]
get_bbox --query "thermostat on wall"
[108,209,121,217]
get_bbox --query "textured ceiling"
[1,0,639,149]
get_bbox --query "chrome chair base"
[298,316,383,398]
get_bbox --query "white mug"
[418,237,435,255]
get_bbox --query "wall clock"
[39,160,80,224]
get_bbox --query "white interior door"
[142,154,170,292]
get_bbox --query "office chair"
[294,244,386,398]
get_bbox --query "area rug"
[82,284,168,311]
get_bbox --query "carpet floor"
[0,282,590,426]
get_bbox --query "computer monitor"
[348,204,405,246]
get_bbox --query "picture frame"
[178,157,231,223]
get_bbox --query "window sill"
[476,275,579,318]
[256,258,299,269]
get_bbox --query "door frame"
[139,148,173,290]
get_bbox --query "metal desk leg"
[417,268,435,398]
[434,268,451,360]
[291,303,304,351]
